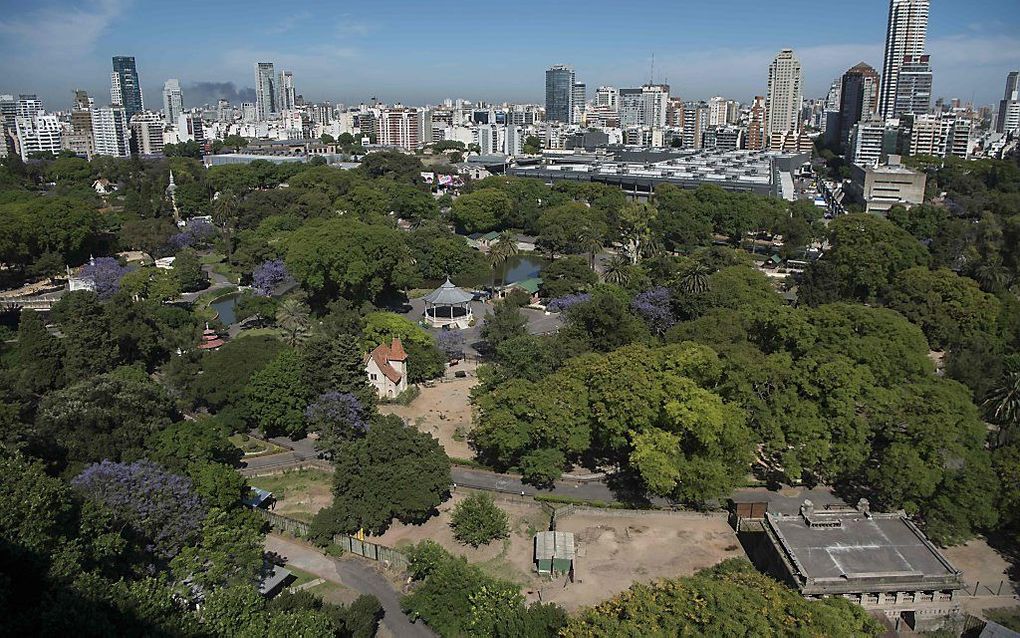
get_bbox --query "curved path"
[266,534,435,638]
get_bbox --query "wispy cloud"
[265,10,311,35]
[337,16,373,37]
[0,0,126,57]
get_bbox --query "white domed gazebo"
[422,278,474,329]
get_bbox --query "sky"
[1,0,1018,111]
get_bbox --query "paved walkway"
[266,534,435,638]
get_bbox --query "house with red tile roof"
[365,338,408,399]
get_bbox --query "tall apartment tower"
[642,84,670,129]
[111,56,143,120]
[765,49,803,147]
[893,54,933,117]
[747,96,767,150]
[278,70,296,111]
[838,62,881,147]
[879,0,929,119]
[162,79,184,123]
[545,65,575,123]
[91,106,131,157]
[571,82,586,124]
[595,86,618,110]
[254,62,278,121]
[995,71,1020,134]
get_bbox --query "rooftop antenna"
[649,53,655,86]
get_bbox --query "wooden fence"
[551,504,728,529]
[256,509,408,570]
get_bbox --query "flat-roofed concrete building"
[848,154,925,215]
[758,498,963,632]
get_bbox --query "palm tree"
[602,255,632,285]
[275,298,311,346]
[677,262,712,295]
[578,227,604,271]
[985,370,1020,446]
[487,231,519,286]
[212,191,239,262]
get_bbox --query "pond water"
[210,292,240,325]
[498,254,547,284]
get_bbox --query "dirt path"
[265,534,435,638]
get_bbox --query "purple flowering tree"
[546,292,591,313]
[169,220,217,250]
[80,257,128,300]
[252,259,288,297]
[631,287,676,335]
[306,391,368,458]
[72,460,206,560]
[437,330,464,361]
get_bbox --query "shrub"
[450,492,510,547]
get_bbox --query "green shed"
[534,531,575,575]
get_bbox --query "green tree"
[886,267,1001,350]
[275,298,311,346]
[173,248,208,292]
[50,291,117,379]
[450,492,509,547]
[13,310,64,395]
[38,366,177,468]
[310,415,449,536]
[537,203,607,258]
[540,256,598,299]
[246,349,312,438]
[519,448,565,488]
[801,213,929,303]
[361,311,434,350]
[145,417,242,471]
[481,301,528,350]
[450,188,513,233]
[563,559,881,637]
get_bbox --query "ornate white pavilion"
[422,278,474,329]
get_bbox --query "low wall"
[256,509,408,570]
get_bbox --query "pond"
[210,292,240,325]
[497,254,547,285]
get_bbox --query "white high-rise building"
[16,95,43,119]
[571,82,586,124]
[766,48,803,148]
[91,106,131,157]
[278,70,296,111]
[375,107,420,149]
[879,0,929,120]
[131,112,164,155]
[642,84,669,129]
[162,79,184,123]
[596,86,618,110]
[708,96,732,127]
[254,62,277,121]
[110,72,123,106]
[15,114,61,160]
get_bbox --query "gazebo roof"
[423,278,474,305]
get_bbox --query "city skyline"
[1,0,1018,110]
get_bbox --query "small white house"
[92,178,116,195]
[365,338,408,399]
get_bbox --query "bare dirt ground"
[371,491,546,585]
[545,512,745,611]
[249,469,334,522]
[943,538,1017,592]
[378,374,478,460]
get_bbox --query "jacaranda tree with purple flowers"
[631,287,677,335]
[80,257,128,300]
[72,460,206,561]
[252,259,288,297]
[546,292,591,313]
[169,219,217,250]
[306,391,368,458]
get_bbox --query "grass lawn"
[235,327,283,339]
[249,468,334,522]
[282,566,357,605]
[986,607,1020,631]
[228,434,286,457]
[199,252,226,265]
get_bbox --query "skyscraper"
[571,82,586,124]
[838,62,881,147]
[995,71,1019,134]
[893,54,932,117]
[765,49,803,148]
[162,79,184,123]
[111,56,143,120]
[545,65,574,124]
[278,70,296,111]
[254,62,278,121]
[879,0,929,120]
[91,105,131,157]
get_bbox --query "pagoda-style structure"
[198,323,225,350]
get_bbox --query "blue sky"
[1,0,1018,110]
